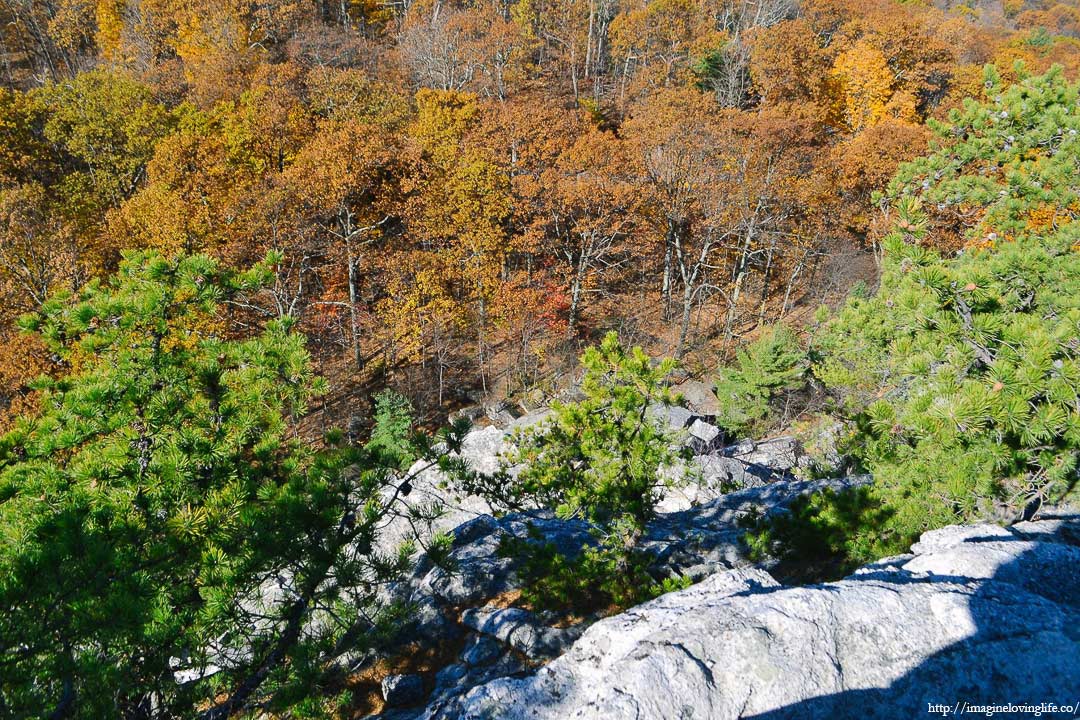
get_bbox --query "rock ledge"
[421,514,1080,720]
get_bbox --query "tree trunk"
[347,244,363,371]
[723,230,755,346]
[567,248,588,335]
[477,296,487,395]
[779,253,805,320]
[757,240,775,327]
[661,218,677,322]
[340,210,364,371]
[675,280,694,358]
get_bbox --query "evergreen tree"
[501,332,682,529]
[464,332,687,610]
[713,325,806,437]
[0,252,446,718]
[747,65,1080,565]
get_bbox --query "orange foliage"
[3,0,1080,418]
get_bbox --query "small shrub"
[473,332,688,612]
[713,325,806,436]
[743,486,898,583]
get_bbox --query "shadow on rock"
[433,515,1080,720]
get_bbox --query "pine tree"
[0,252,450,718]
[713,325,806,436]
[809,65,1080,558]
[733,65,1080,566]
[462,332,687,610]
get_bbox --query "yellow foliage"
[1025,202,1065,232]
[828,39,895,133]
[95,0,125,60]
[412,89,481,164]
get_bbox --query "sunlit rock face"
[418,515,1080,720]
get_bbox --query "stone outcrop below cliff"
[382,410,813,557]
[367,418,1078,719]
[415,515,1080,719]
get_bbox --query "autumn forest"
[2,0,1080,429]
[6,0,1080,715]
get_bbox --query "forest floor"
[299,244,878,440]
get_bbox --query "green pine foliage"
[0,252,446,718]
[495,332,684,530]
[741,486,893,582]
[470,332,688,611]
[713,325,806,436]
[750,65,1080,567]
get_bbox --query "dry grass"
[344,639,466,718]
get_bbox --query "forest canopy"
[4,0,1080,428]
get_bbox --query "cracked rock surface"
[421,514,1080,720]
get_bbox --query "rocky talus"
[368,416,1078,719]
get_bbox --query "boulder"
[485,400,521,426]
[380,674,425,707]
[722,435,805,472]
[411,476,867,615]
[433,514,1080,720]
[448,405,486,425]
[696,453,773,490]
[460,635,502,667]
[419,530,518,607]
[414,513,595,607]
[687,418,722,453]
[673,380,722,416]
[424,653,527,713]
[644,475,870,579]
[381,415,807,557]
[378,426,506,557]
[370,476,873,717]
[433,663,468,690]
[461,607,584,660]
[650,403,695,431]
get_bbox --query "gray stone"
[407,593,462,643]
[433,516,1080,720]
[1011,512,1080,544]
[673,380,722,416]
[485,400,519,426]
[646,476,872,578]
[448,405,486,425]
[721,435,806,473]
[380,673,425,707]
[697,453,773,489]
[433,663,468,690]
[449,514,502,548]
[383,472,869,659]
[686,418,721,446]
[420,533,518,606]
[461,607,584,660]
[416,512,595,607]
[419,653,528,716]
[377,426,505,559]
[650,403,695,431]
[461,635,502,667]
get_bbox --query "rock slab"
[435,515,1080,719]
[381,674,425,707]
[461,607,583,660]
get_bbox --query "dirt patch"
[345,638,466,718]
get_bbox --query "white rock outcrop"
[423,515,1080,720]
